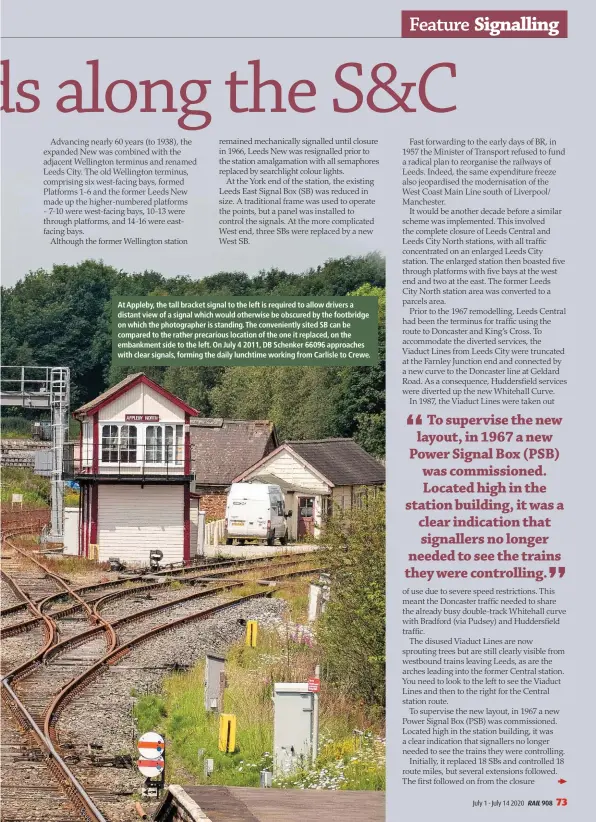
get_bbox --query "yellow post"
[245,620,258,647]
[89,544,99,561]
[218,713,237,753]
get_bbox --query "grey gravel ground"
[204,543,317,558]
[1,606,33,630]
[98,581,216,624]
[1,624,44,676]
[1,577,25,609]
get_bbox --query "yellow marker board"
[218,713,236,753]
[245,620,258,647]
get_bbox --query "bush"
[0,467,50,506]
[275,730,385,790]
[0,416,32,438]
[318,490,386,708]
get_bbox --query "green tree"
[210,366,342,440]
[1,260,123,407]
[162,366,222,417]
[1,254,386,429]
[319,490,386,708]
[335,284,386,457]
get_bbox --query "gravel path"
[58,597,287,822]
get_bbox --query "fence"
[204,518,226,547]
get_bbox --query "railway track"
[1,517,321,821]
[53,593,285,821]
[1,551,71,619]
[1,547,316,652]
[1,527,110,822]
[0,697,78,822]
[2,545,313,615]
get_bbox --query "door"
[204,655,225,711]
[273,688,314,775]
[298,496,315,538]
[98,485,184,564]
[272,495,284,536]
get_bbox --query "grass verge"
[133,585,385,791]
[0,467,50,506]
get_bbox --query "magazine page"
[0,2,593,822]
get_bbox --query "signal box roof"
[73,373,198,418]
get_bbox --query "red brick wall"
[199,493,227,521]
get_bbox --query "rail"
[1,549,316,631]
[44,559,322,738]
[1,527,109,822]
[1,680,109,822]
[2,519,320,821]
[45,589,272,739]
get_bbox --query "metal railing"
[0,366,68,406]
[63,442,188,479]
[1,366,70,541]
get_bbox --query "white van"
[225,482,290,546]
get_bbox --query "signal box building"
[71,373,198,565]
